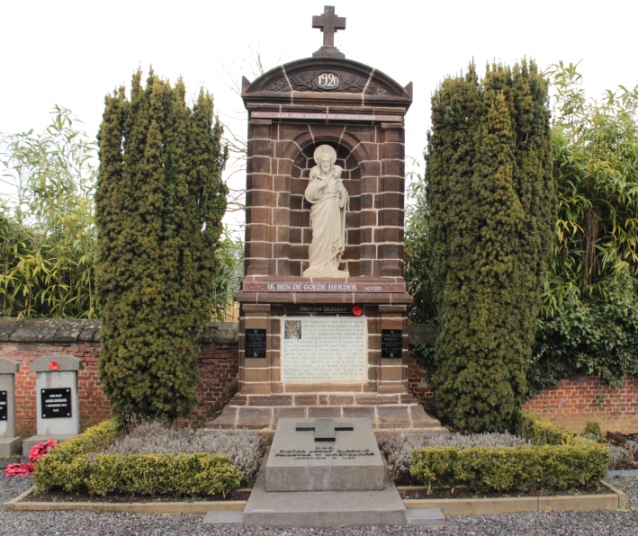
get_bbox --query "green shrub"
[411,412,609,493]
[379,431,529,482]
[33,419,121,493]
[33,419,243,497]
[516,409,575,445]
[423,62,554,433]
[583,422,603,442]
[96,70,227,419]
[87,453,242,497]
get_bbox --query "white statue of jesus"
[303,144,349,277]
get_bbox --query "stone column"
[0,359,21,456]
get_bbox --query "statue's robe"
[304,168,348,271]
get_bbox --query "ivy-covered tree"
[96,71,227,419]
[425,62,554,432]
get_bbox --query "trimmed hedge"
[516,409,581,445]
[34,419,120,493]
[87,453,242,497]
[411,411,609,493]
[33,420,243,497]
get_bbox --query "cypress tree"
[426,62,554,432]
[95,71,227,419]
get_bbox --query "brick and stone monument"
[211,5,442,433]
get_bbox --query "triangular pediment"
[242,57,412,105]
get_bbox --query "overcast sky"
[2,0,637,231]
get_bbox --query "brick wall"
[406,352,638,433]
[522,377,638,434]
[0,319,239,436]
[3,318,636,435]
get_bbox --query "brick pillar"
[240,304,272,394]
[378,305,408,394]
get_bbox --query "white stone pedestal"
[24,356,81,456]
[0,359,21,456]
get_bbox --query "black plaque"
[0,391,7,421]
[245,329,267,358]
[284,304,353,315]
[41,388,72,419]
[382,330,403,358]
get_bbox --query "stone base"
[0,437,22,457]
[207,392,445,434]
[406,508,446,525]
[22,434,76,457]
[266,418,385,492]
[202,510,243,526]
[302,268,350,278]
[242,450,407,528]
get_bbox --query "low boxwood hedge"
[411,411,609,493]
[33,419,243,497]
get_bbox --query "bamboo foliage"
[0,107,97,318]
[541,62,638,315]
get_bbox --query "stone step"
[229,392,420,407]
[406,508,445,525]
[241,455,408,527]
[208,403,445,432]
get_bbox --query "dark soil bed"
[399,485,612,500]
[22,488,251,503]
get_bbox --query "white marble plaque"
[282,317,367,382]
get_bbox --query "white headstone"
[0,359,21,456]
[30,356,81,436]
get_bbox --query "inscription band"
[243,281,406,293]
[251,111,403,122]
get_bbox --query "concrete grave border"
[5,481,627,517]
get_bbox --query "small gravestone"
[239,417,410,527]
[266,418,384,492]
[23,355,81,456]
[0,359,22,456]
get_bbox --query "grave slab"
[243,450,407,527]
[266,417,384,492]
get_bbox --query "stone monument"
[0,359,21,456]
[210,5,443,434]
[23,355,81,455]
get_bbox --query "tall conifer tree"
[96,71,227,419]
[426,62,554,432]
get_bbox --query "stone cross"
[296,418,353,442]
[312,5,346,48]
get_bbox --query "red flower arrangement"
[4,438,58,477]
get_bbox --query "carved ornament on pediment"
[264,70,389,95]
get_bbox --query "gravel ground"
[1,474,637,536]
